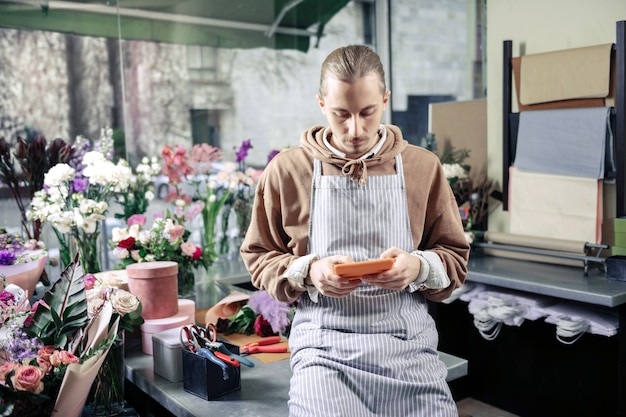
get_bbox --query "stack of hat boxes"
[126,261,196,382]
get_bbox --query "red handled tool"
[240,336,288,355]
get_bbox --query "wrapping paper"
[204,292,250,326]
[519,43,613,105]
[515,107,611,179]
[52,302,119,417]
[512,57,608,111]
[509,167,602,243]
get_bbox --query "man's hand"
[308,255,362,298]
[361,247,421,291]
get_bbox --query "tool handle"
[257,336,283,346]
[214,351,240,367]
[197,348,230,380]
[248,345,288,354]
[231,353,255,368]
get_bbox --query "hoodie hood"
[300,124,408,186]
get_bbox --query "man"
[240,44,469,416]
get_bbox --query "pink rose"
[11,365,44,394]
[128,214,147,226]
[37,345,57,362]
[0,361,17,381]
[50,350,79,367]
[168,225,185,242]
[180,242,198,258]
[83,273,96,290]
[37,357,53,374]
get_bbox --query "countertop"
[466,255,626,308]
[125,343,467,417]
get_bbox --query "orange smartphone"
[333,258,395,279]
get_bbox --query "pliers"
[240,336,289,355]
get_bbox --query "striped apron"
[288,156,457,417]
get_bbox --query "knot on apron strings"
[341,159,368,186]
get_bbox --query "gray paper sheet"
[515,107,612,179]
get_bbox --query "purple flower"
[267,149,280,164]
[8,327,42,362]
[247,290,291,334]
[234,139,253,163]
[0,250,16,265]
[71,177,89,193]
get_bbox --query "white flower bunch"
[442,163,468,180]
[27,151,132,235]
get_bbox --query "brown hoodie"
[240,124,469,303]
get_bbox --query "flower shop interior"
[1,0,626,416]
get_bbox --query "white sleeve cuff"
[282,254,320,303]
[282,253,319,285]
[411,250,451,289]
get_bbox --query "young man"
[241,44,469,416]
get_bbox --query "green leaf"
[24,255,89,347]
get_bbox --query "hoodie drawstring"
[341,159,368,186]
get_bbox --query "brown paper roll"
[482,248,583,268]
[483,231,587,255]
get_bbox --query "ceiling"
[0,0,351,52]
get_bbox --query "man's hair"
[318,45,387,97]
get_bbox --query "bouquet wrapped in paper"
[0,259,121,417]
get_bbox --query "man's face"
[317,72,390,159]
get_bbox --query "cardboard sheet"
[429,99,488,187]
[509,167,602,244]
[519,43,613,105]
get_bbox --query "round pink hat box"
[126,261,179,320]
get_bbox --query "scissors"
[180,325,236,379]
[240,336,289,355]
[185,324,241,367]
[196,323,256,368]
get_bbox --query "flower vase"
[178,263,196,298]
[88,331,125,416]
[72,231,102,274]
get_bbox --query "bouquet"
[27,145,132,273]
[160,142,261,256]
[0,228,47,298]
[217,291,298,338]
[112,156,161,223]
[0,259,121,417]
[0,134,73,244]
[109,213,212,295]
[83,271,143,412]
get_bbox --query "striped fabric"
[288,156,457,417]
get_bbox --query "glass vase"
[88,331,125,416]
[178,263,196,299]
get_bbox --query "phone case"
[333,258,394,279]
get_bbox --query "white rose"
[110,289,140,315]
[111,227,129,243]
[87,298,105,318]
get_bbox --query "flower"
[217,290,298,337]
[0,260,121,417]
[109,213,213,294]
[112,157,161,223]
[27,129,132,273]
[84,272,143,332]
[0,134,73,244]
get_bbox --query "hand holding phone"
[333,258,394,279]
